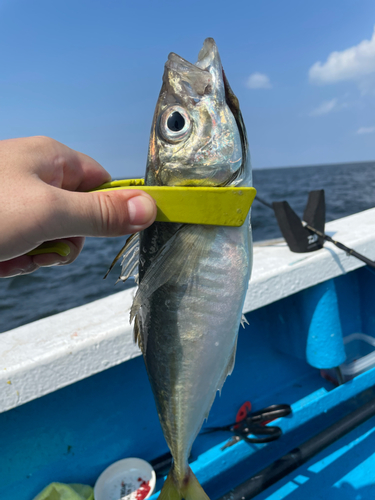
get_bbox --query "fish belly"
[141,225,251,482]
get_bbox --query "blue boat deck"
[256,415,375,500]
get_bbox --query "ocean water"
[1,161,374,334]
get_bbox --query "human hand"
[0,136,156,278]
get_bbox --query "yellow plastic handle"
[27,242,71,257]
[29,179,256,256]
[92,179,257,227]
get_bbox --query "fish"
[116,38,252,500]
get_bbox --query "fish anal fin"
[158,466,210,500]
[203,336,239,422]
[217,337,238,397]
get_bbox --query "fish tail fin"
[158,466,210,500]
[183,469,210,500]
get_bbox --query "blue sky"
[0,0,374,178]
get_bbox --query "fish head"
[146,38,250,187]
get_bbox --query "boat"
[1,207,375,500]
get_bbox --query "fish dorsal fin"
[130,224,215,330]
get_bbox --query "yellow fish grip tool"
[91,178,257,227]
[28,179,256,256]
[27,241,72,257]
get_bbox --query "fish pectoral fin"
[158,466,210,500]
[119,232,140,283]
[130,225,215,323]
[104,232,140,282]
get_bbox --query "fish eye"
[159,106,191,143]
[167,112,185,132]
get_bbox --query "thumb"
[52,189,157,238]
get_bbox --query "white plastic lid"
[94,457,156,500]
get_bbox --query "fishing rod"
[255,191,375,269]
[218,393,375,500]
[301,221,375,269]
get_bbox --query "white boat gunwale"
[1,208,375,414]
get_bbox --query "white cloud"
[246,72,272,89]
[357,126,375,134]
[310,98,338,116]
[309,26,375,85]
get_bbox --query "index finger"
[27,137,112,192]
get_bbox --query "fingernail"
[127,196,155,226]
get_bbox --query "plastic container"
[94,457,156,500]
[322,333,375,384]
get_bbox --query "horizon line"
[253,159,375,171]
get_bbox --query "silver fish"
[119,38,252,500]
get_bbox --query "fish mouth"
[157,39,248,188]
[196,38,220,70]
[196,38,248,186]
[195,38,225,102]
[164,38,225,100]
